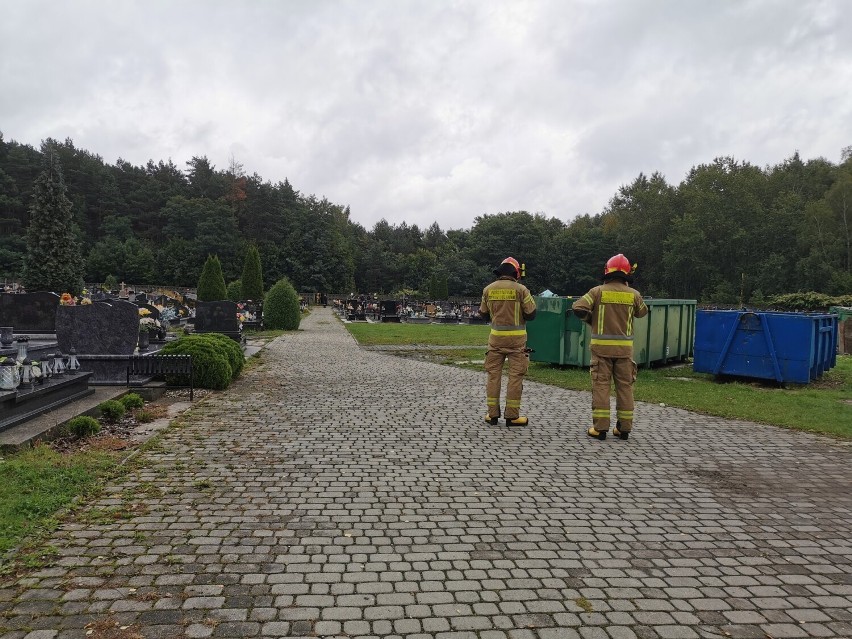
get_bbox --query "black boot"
[613,421,629,440]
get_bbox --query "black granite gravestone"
[56,300,140,355]
[195,300,242,342]
[0,292,60,333]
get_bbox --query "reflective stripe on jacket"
[572,281,647,358]
[480,277,536,349]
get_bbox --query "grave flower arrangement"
[138,308,164,338]
[138,308,154,333]
[60,291,93,305]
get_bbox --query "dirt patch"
[687,467,761,497]
[85,616,143,639]
[48,392,201,454]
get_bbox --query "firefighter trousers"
[590,354,637,432]
[484,346,528,420]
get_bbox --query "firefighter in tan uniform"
[572,254,648,441]
[480,257,537,426]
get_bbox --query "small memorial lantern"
[0,359,20,390]
[67,347,80,372]
[52,351,66,376]
[20,358,34,387]
[15,336,29,362]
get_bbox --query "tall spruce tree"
[241,245,264,301]
[197,254,227,301]
[22,149,84,294]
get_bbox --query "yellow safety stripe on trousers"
[592,409,610,417]
[617,410,634,419]
[597,304,605,334]
[506,399,521,408]
[486,397,499,406]
[591,338,634,346]
[601,290,635,305]
[490,328,526,336]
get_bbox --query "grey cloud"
[1,0,850,232]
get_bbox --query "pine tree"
[22,149,84,294]
[241,245,264,301]
[197,254,227,301]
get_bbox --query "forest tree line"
[1,133,850,303]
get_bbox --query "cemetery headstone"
[56,300,139,355]
[195,300,242,342]
[0,292,60,333]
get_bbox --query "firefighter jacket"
[480,276,537,350]
[572,280,648,358]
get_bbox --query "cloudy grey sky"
[2,0,850,231]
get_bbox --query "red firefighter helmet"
[604,254,631,276]
[497,256,521,279]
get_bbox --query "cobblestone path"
[2,307,851,639]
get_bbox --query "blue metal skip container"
[693,310,838,384]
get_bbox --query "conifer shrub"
[68,415,101,438]
[241,245,264,301]
[97,400,126,422]
[264,278,301,330]
[160,336,232,390]
[120,393,144,410]
[226,279,243,302]
[197,254,227,301]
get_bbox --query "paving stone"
[1,307,851,638]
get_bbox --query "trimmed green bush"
[97,400,126,422]
[120,393,144,410]
[241,245,264,301]
[160,336,232,390]
[197,254,227,301]
[226,279,243,302]
[191,333,244,378]
[264,278,301,330]
[68,415,101,438]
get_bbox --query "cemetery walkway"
[2,306,851,639]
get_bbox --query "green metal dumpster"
[526,296,697,367]
[829,306,852,354]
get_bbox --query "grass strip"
[0,445,121,563]
[344,322,489,346]
[477,356,852,438]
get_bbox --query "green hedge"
[159,333,243,390]
[766,292,852,312]
[264,278,301,330]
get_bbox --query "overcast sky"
[2,0,850,231]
